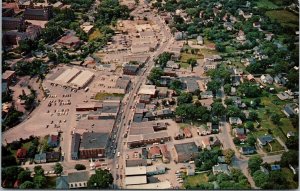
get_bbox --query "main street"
[109,1,174,188]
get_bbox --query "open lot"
[256,0,279,9]
[266,10,299,29]
[183,173,209,188]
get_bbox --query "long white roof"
[55,68,81,84]
[70,70,94,88]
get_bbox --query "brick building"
[79,132,109,159]
[2,17,26,31]
[24,7,53,21]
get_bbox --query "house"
[174,31,186,40]
[202,137,211,150]
[257,135,273,147]
[260,74,273,84]
[123,64,140,75]
[173,142,199,163]
[253,22,261,28]
[271,165,281,171]
[2,70,16,85]
[68,171,90,189]
[236,30,246,41]
[174,130,184,140]
[260,166,270,174]
[71,133,80,160]
[212,164,230,175]
[218,156,226,163]
[16,148,27,160]
[180,77,201,93]
[163,68,177,77]
[247,74,255,82]
[231,96,242,106]
[148,146,162,159]
[80,22,94,34]
[56,176,69,189]
[207,44,216,50]
[283,103,299,117]
[233,68,243,75]
[233,128,247,141]
[48,134,59,147]
[223,22,233,31]
[2,17,26,31]
[211,123,220,133]
[24,7,53,20]
[166,60,179,69]
[79,132,109,159]
[34,153,47,163]
[203,61,218,72]
[200,91,213,99]
[57,33,81,49]
[154,108,173,118]
[53,1,64,9]
[139,95,151,104]
[197,35,204,45]
[287,131,295,139]
[160,145,170,163]
[46,152,61,162]
[229,117,242,125]
[157,87,168,98]
[183,128,192,138]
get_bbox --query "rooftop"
[174,142,198,155]
[68,171,90,183]
[80,132,109,150]
[125,166,147,176]
[125,175,147,185]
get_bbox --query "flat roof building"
[173,142,199,163]
[126,181,172,189]
[70,70,95,89]
[125,175,147,185]
[125,166,147,176]
[79,132,109,159]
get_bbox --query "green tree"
[211,102,226,117]
[75,164,86,170]
[53,163,63,176]
[87,169,113,189]
[33,175,47,188]
[249,111,258,121]
[270,113,280,125]
[207,80,221,94]
[19,181,35,189]
[155,52,173,68]
[285,136,298,150]
[224,84,231,95]
[18,170,32,183]
[187,58,197,72]
[280,150,298,167]
[247,135,256,146]
[253,170,269,188]
[34,166,44,176]
[248,155,263,175]
[177,92,193,105]
[245,121,254,131]
[223,149,235,164]
[148,67,163,85]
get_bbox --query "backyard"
[183,173,209,188]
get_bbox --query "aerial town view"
[1,0,299,189]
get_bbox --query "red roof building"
[148,146,161,159]
[183,127,192,138]
[16,148,27,159]
[58,34,81,49]
[160,144,170,163]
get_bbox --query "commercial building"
[24,7,53,20]
[2,70,16,85]
[2,17,26,31]
[138,85,157,97]
[173,142,199,163]
[126,181,172,189]
[125,166,147,176]
[79,132,109,159]
[71,133,81,160]
[70,70,95,89]
[125,176,147,186]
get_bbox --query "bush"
[75,164,86,170]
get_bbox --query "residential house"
[173,142,199,163]
[34,153,47,163]
[148,146,162,159]
[233,128,247,141]
[247,74,255,82]
[229,117,243,125]
[174,31,186,40]
[163,68,177,77]
[46,151,61,162]
[212,164,230,175]
[180,77,201,93]
[183,127,192,138]
[233,68,243,76]
[200,91,213,99]
[24,7,53,20]
[287,131,295,139]
[157,87,168,98]
[236,30,246,41]
[197,35,204,45]
[16,148,27,160]
[260,74,273,84]
[68,171,90,189]
[57,33,81,49]
[160,145,170,163]
[71,133,80,160]
[53,1,64,9]
[2,70,16,85]
[206,44,216,50]
[139,95,151,104]
[211,123,220,133]
[2,17,26,31]
[56,176,69,189]
[154,108,173,119]
[257,135,273,147]
[203,61,218,72]
[218,156,226,163]
[48,134,59,147]
[231,96,242,106]
[202,137,211,150]
[253,22,261,28]
[223,22,233,31]
[166,60,179,69]
[283,103,299,117]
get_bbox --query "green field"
[251,95,295,142]
[95,93,124,100]
[184,173,209,188]
[256,0,279,9]
[266,10,299,29]
[179,62,190,69]
[281,168,298,189]
[180,52,203,63]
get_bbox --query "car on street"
[117,152,120,157]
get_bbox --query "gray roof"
[284,104,298,115]
[34,153,46,161]
[241,146,256,152]
[68,171,90,183]
[174,142,198,155]
[213,164,229,174]
[133,113,143,122]
[80,132,109,149]
[257,135,273,145]
[2,17,22,22]
[124,64,139,72]
[116,77,130,89]
[71,133,81,154]
[234,128,245,135]
[179,77,200,92]
[136,103,145,109]
[24,8,47,16]
[56,176,69,189]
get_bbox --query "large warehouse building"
[48,67,95,89]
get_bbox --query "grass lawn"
[281,168,298,189]
[89,28,102,41]
[199,48,219,57]
[251,95,295,142]
[179,62,190,69]
[180,52,203,63]
[95,93,124,100]
[266,10,299,29]
[184,173,209,188]
[256,0,279,9]
[261,140,284,152]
